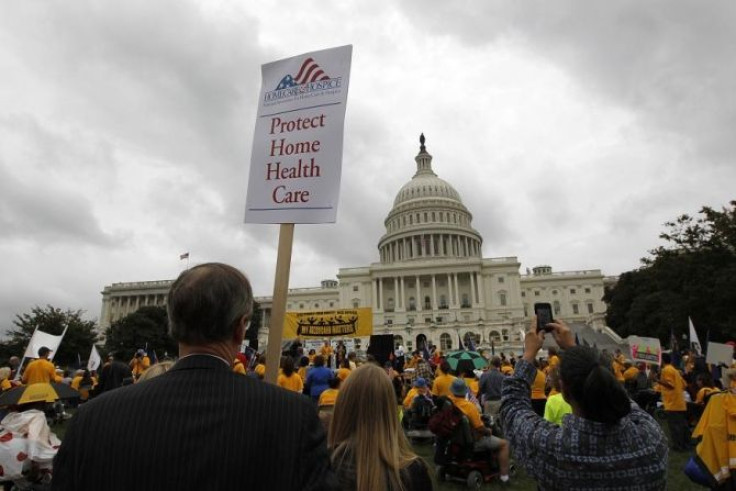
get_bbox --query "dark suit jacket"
[52,355,338,490]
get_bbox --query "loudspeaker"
[367,334,394,366]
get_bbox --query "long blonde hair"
[328,363,417,491]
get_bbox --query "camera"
[534,303,554,333]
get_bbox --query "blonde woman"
[328,363,432,491]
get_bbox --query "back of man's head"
[168,263,253,346]
[491,356,501,368]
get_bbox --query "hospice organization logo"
[264,57,342,103]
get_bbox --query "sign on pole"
[629,336,662,365]
[245,46,352,383]
[245,45,352,224]
[706,342,733,366]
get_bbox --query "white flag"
[23,326,68,360]
[87,345,102,371]
[689,317,702,355]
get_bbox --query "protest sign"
[706,342,733,366]
[629,336,662,365]
[245,45,352,224]
[283,308,373,338]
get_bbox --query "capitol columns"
[470,271,477,306]
[399,276,406,311]
[416,275,422,311]
[453,273,460,306]
[431,275,438,310]
[372,278,379,310]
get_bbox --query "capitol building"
[100,136,621,353]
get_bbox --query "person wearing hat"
[449,378,511,483]
[129,349,151,380]
[402,377,432,410]
[22,346,60,384]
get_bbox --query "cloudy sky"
[1,1,734,335]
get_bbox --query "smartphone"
[534,303,554,332]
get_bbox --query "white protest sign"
[706,342,733,366]
[245,45,352,223]
[629,336,662,365]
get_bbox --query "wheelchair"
[402,395,435,444]
[432,401,511,489]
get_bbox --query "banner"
[87,345,101,371]
[22,326,67,361]
[706,342,733,366]
[689,317,702,355]
[245,45,353,224]
[629,336,662,365]
[283,308,372,338]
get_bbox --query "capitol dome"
[378,135,483,264]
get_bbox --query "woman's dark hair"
[559,346,631,425]
[697,372,714,388]
[328,376,341,389]
[439,360,451,375]
[282,357,295,377]
[341,358,351,369]
[299,356,309,368]
[462,368,476,379]
[313,355,325,367]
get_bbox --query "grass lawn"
[48,410,695,490]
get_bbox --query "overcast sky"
[1,1,734,335]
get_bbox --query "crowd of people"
[2,261,735,490]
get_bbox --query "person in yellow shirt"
[659,352,689,451]
[461,369,480,398]
[320,341,334,367]
[318,377,340,406]
[448,378,511,483]
[232,357,246,375]
[22,346,59,384]
[1,367,13,392]
[403,377,430,410]
[431,361,456,397]
[336,358,351,382]
[307,349,317,365]
[254,354,266,379]
[71,369,95,401]
[611,357,625,384]
[500,360,514,376]
[277,358,304,393]
[530,360,547,416]
[545,348,560,375]
[297,356,310,383]
[405,351,422,370]
[694,372,719,405]
[129,349,151,380]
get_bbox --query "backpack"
[428,398,463,438]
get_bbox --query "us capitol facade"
[100,136,621,353]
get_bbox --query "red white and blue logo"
[275,58,330,90]
[265,57,342,103]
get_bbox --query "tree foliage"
[0,305,99,367]
[605,201,736,343]
[104,306,177,361]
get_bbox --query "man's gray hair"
[167,263,253,345]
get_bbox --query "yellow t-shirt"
[696,387,719,405]
[2,378,13,391]
[254,364,266,378]
[403,387,420,409]
[22,358,57,384]
[298,366,308,382]
[623,366,639,381]
[449,394,483,431]
[500,364,513,376]
[336,368,351,382]
[277,373,304,393]
[463,378,479,397]
[232,360,246,375]
[318,388,339,406]
[531,369,547,400]
[612,360,625,383]
[320,345,333,358]
[130,356,151,376]
[692,393,736,486]
[660,364,686,411]
[432,374,457,397]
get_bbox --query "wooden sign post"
[264,223,294,383]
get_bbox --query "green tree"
[0,305,99,367]
[104,306,178,361]
[605,201,736,343]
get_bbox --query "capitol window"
[393,335,403,349]
[585,287,591,294]
[572,303,579,314]
[440,333,453,351]
[498,276,504,283]
[570,288,577,294]
[587,302,594,314]
[353,285,358,291]
[352,301,359,308]
[499,292,507,306]
[553,301,561,315]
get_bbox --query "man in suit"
[53,263,337,490]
